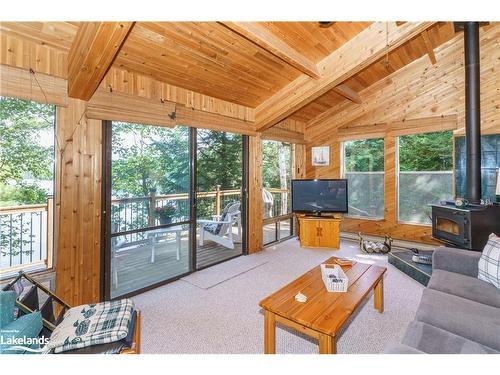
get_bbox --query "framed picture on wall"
[312,146,330,166]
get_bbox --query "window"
[262,140,293,245]
[343,138,385,219]
[455,134,500,202]
[398,131,454,224]
[0,97,55,275]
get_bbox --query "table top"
[147,226,184,235]
[259,257,386,336]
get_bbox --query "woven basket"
[321,264,349,293]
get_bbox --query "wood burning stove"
[431,22,500,251]
[431,201,500,250]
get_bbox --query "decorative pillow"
[0,311,43,354]
[46,299,134,353]
[0,291,17,328]
[478,233,500,289]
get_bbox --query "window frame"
[0,96,56,280]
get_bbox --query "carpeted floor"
[132,237,424,354]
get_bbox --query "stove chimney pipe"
[463,22,482,204]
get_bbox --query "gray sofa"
[385,247,500,354]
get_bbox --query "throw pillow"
[478,233,500,289]
[0,311,43,354]
[0,291,17,328]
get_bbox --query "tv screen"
[291,179,348,214]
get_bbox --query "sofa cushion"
[383,343,425,354]
[0,311,43,354]
[428,269,500,308]
[478,233,500,289]
[0,291,17,328]
[415,289,500,351]
[402,320,497,354]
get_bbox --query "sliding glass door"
[104,122,247,298]
[105,122,192,298]
[195,129,246,269]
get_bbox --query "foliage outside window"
[196,129,243,220]
[398,131,454,224]
[111,122,190,234]
[343,138,385,219]
[0,96,55,272]
[262,140,293,246]
[262,140,292,219]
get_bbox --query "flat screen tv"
[291,179,348,214]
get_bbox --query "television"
[291,179,348,214]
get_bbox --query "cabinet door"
[300,219,320,247]
[318,220,340,248]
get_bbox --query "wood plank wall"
[55,99,102,305]
[305,24,500,244]
[0,33,68,78]
[248,135,264,253]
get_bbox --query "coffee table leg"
[264,310,276,354]
[319,333,337,354]
[374,277,384,313]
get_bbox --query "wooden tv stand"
[298,215,341,249]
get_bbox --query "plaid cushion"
[46,299,134,353]
[478,233,500,289]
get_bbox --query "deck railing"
[1,187,290,275]
[0,197,53,275]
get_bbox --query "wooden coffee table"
[259,256,386,354]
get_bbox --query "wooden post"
[319,333,337,354]
[248,135,263,253]
[374,277,384,313]
[264,310,276,354]
[148,189,156,226]
[46,196,54,269]
[215,184,221,216]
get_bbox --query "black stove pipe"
[464,22,482,204]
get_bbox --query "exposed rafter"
[420,30,437,64]
[220,22,320,78]
[254,22,436,132]
[68,22,134,100]
[333,84,362,104]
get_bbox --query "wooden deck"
[111,234,242,297]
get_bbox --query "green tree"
[0,97,55,205]
[399,131,453,171]
[344,138,385,172]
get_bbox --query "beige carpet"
[181,256,268,289]
[132,237,424,354]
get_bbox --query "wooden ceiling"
[0,21,462,127]
[289,22,457,123]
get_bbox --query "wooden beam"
[420,30,437,65]
[262,127,306,144]
[175,106,256,136]
[87,87,256,135]
[255,22,436,131]
[87,88,176,127]
[68,22,134,100]
[220,22,320,79]
[333,84,362,104]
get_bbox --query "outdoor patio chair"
[262,188,274,219]
[198,202,241,249]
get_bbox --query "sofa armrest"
[432,247,481,277]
